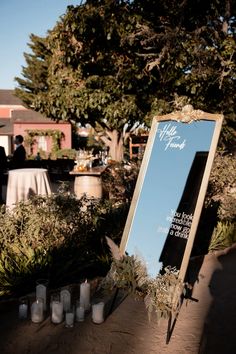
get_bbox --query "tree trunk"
[100,129,125,162]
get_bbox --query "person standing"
[0,146,7,203]
[12,135,26,169]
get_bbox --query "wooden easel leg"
[166,312,172,344]
[107,287,119,317]
[106,287,128,319]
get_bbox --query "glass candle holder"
[60,288,71,313]
[31,298,44,323]
[51,297,63,324]
[65,307,75,328]
[92,301,105,324]
[76,300,85,322]
[36,279,48,311]
[19,297,28,320]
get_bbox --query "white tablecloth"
[6,168,52,208]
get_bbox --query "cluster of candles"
[18,279,105,326]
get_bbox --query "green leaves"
[14,0,236,157]
[0,248,51,297]
[209,221,236,252]
[0,173,133,298]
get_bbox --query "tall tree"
[15,0,236,159]
[16,1,154,161]
[15,34,51,107]
[131,0,236,150]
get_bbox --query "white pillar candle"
[92,302,104,324]
[76,301,85,322]
[51,301,63,324]
[36,280,48,311]
[31,299,44,323]
[19,303,28,319]
[80,280,90,311]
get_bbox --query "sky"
[0,0,82,89]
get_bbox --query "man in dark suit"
[12,135,26,169]
[0,146,7,203]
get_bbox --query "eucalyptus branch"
[103,237,188,322]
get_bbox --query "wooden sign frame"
[120,105,223,282]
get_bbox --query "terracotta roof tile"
[0,90,69,124]
[12,110,53,122]
[0,90,23,105]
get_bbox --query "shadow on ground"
[199,246,236,354]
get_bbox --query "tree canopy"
[15,0,236,159]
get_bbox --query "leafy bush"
[208,221,236,252]
[206,151,236,222]
[0,192,129,299]
[102,161,140,203]
[193,151,236,256]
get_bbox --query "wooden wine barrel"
[74,175,102,199]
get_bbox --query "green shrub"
[190,151,236,256]
[206,151,236,222]
[208,221,236,252]
[102,161,140,203]
[0,249,51,297]
[0,193,129,298]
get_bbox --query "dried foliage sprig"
[144,266,186,322]
[103,237,188,322]
[100,253,149,295]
